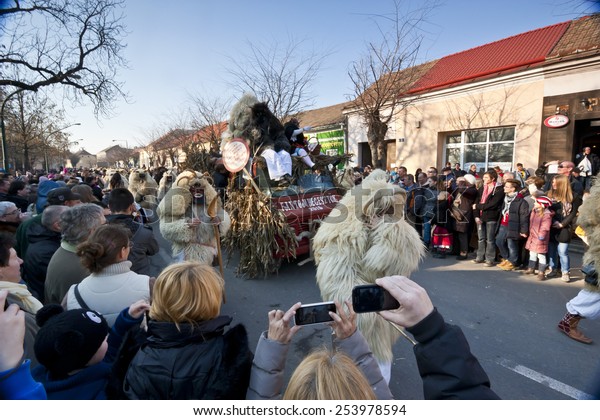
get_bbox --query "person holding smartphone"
[246,300,393,400]
[376,276,500,400]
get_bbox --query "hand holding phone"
[375,276,434,328]
[268,302,302,344]
[294,301,336,326]
[329,300,357,340]
[352,284,400,313]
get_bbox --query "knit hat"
[34,304,109,377]
[535,196,552,208]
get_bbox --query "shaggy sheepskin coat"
[157,170,230,265]
[313,169,425,363]
[574,179,600,294]
[157,170,176,202]
[129,169,159,210]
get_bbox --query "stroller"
[431,224,453,258]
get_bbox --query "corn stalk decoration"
[223,181,297,278]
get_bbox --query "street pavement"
[150,224,600,400]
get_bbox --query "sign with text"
[544,114,569,128]
[222,138,250,173]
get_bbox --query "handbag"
[449,192,464,221]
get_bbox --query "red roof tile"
[409,21,570,93]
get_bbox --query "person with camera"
[246,300,393,400]
[376,275,500,399]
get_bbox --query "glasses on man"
[4,208,20,217]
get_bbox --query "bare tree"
[348,0,437,168]
[0,0,128,117]
[226,38,330,120]
[4,91,68,170]
[188,94,230,153]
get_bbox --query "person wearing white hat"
[452,176,478,260]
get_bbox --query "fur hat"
[535,196,552,208]
[34,304,108,377]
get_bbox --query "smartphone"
[294,301,336,326]
[352,285,400,313]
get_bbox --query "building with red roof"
[345,13,600,174]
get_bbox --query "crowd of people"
[0,165,503,400]
[385,158,590,284]
[0,149,598,400]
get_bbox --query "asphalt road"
[150,225,600,400]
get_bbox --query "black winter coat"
[21,222,61,302]
[106,214,159,276]
[124,316,253,400]
[549,195,583,243]
[407,309,500,400]
[504,195,530,240]
[451,185,477,233]
[474,185,505,222]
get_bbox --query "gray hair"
[0,201,16,217]
[41,205,68,230]
[60,203,105,244]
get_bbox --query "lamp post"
[43,123,81,172]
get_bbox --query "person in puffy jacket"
[123,262,252,399]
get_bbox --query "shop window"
[444,126,515,171]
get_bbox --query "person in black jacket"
[106,188,159,276]
[21,205,68,302]
[6,180,30,212]
[472,170,505,266]
[123,262,252,399]
[376,275,500,400]
[495,179,530,271]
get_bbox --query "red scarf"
[480,184,494,204]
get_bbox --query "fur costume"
[573,180,600,294]
[337,168,356,190]
[157,169,177,202]
[129,169,159,211]
[313,169,425,364]
[224,93,291,182]
[157,170,230,264]
[103,169,129,189]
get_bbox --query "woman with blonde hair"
[247,301,392,400]
[283,349,377,400]
[546,174,582,282]
[123,261,252,399]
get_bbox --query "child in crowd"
[31,300,149,399]
[524,196,553,280]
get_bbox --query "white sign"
[544,114,569,128]
[222,138,250,173]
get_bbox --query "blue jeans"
[495,225,519,264]
[423,215,433,245]
[476,221,498,263]
[581,176,592,192]
[548,241,570,273]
